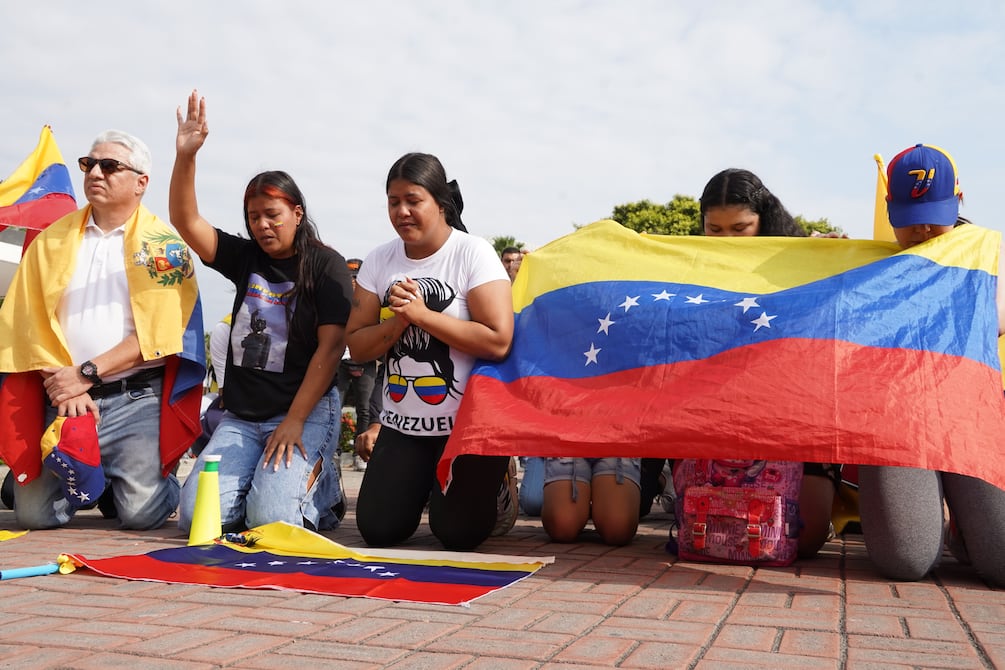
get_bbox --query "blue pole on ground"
[0,563,60,580]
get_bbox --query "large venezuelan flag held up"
[439,220,1005,491]
[64,521,553,606]
[0,126,77,249]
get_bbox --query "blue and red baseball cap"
[886,144,962,228]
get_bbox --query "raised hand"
[176,89,209,157]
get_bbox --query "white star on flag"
[618,295,640,312]
[597,313,614,334]
[685,294,708,305]
[235,562,256,568]
[267,560,286,566]
[751,312,777,331]
[584,343,601,365]
[735,297,759,313]
[652,290,675,301]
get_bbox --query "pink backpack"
[668,459,802,566]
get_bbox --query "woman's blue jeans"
[178,388,342,532]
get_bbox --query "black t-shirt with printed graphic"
[209,229,353,421]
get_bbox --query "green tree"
[611,196,701,236]
[490,236,526,255]
[610,197,841,237]
[795,215,842,237]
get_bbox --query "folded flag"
[64,521,554,606]
[0,530,28,542]
[40,414,106,510]
[0,126,77,251]
[438,220,1005,491]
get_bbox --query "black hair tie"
[447,179,467,232]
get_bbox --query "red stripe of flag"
[68,554,506,605]
[440,338,1005,490]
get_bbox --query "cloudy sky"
[4,1,1003,325]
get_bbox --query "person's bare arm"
[345,286,408,363]
[263,324,344,470]
[169,90,218,263]
[41,333,145,404]
[383,277,514,360]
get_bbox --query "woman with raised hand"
[170,91,353,533]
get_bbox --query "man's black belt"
[88,367,165,399]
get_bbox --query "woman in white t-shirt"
[346,152,514,550]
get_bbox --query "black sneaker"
[331,454,346,522]
[1,470,15,510]
[96,486,118,519]
[490,457,519,537]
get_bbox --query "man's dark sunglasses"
[77,156,144,175]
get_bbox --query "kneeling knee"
[14,508,63,530]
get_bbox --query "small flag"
[0,126,77,252]
[872,153,896,243]
[40,414,106,510]
[0,530,28,542]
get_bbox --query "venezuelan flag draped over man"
[438,220,1005,491]
[0,204,205,485]
[0,126,77,251]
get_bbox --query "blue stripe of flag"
[480,253,997,383]
[12,163,75,203]
[148,544,530,588]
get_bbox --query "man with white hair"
[0,130,204,530]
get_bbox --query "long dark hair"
[385,153,467,232]
[243,170,328,334]
[699,168,805,237]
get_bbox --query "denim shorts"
[544,457,642,488]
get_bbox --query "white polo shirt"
[57,215,149,382]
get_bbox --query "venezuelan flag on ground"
[438,220,1005,491]
[0,126,77,249]
[64,521,553,606]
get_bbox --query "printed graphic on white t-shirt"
[380,276,464,433]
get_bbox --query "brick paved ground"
[1,459,1002,669]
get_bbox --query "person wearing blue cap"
[858,144,1005,588]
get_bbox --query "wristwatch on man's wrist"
[79,360,102,385]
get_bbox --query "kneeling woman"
[346,152,514,551]
[171,92,353,532]
[542,458,642,546]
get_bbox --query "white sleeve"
[209,318,231,388]
[466,235,510,289]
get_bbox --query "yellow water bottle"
[188,454,222,545]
